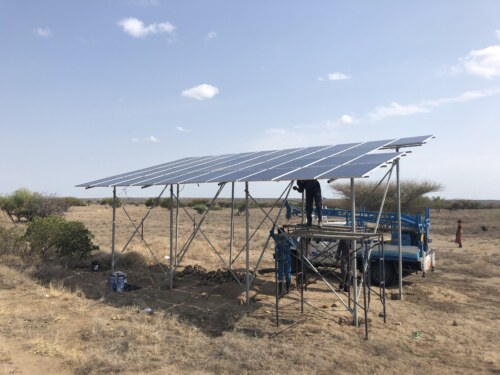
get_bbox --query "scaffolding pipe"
[351,178,358,327]
[111,187,117,271]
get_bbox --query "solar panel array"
[77,135,433,188]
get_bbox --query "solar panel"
[381,135,434,150]
[320,152,403,179]
[77,136,432,188]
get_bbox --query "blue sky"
[1,1,499,201]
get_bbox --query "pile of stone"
[178,264,244,284]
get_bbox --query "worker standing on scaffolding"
[294,180,323,227]
[270,225,295,294]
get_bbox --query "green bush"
[188,199,209,207]
[145,197,176,209]
[63,197,87,207]
[99,198,122,208]
[25,216,99,259]
[145,197,160,208]
[159,198,173,209]
[0,188,69,222]
[192,204,208,214]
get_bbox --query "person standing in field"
[293,179,323,227]
[455,219,463,248]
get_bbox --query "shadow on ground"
[28,256,278,337]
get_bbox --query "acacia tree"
[330,179,443,214]
[0,188,69,222]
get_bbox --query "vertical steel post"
[351,178,358,327]
[111,187,117,271]
[245,182,250,305]
[396,152,403,300]
[175,184,180,267]
[363,243,369,339]
[169,185,174,289]
[230,182,235,271]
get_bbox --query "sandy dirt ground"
[0,206,499,374]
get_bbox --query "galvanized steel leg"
[169,185,174,289]
[230,182,235,271]
[396,153,403,300]
[175,184,180,267]
[111,187,117,271]
[351,179,358,327]
[245,182,250,305]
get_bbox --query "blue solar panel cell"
[276,166,333,181]
[324,163,383,178]
[243,168,299,181]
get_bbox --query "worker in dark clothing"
[270,225,295,294]
[337,240,350,292]
[293,180,323,227]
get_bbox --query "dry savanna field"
[0,204,499,374]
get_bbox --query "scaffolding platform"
[274,226,387,339]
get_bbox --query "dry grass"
[0,206,499,374]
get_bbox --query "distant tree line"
[330,180,498,213]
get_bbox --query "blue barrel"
[108,271,127,292]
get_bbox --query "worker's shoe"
[318,221,323,228]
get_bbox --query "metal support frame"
[169,185,174,289]
[229,182,235,271]
[111,187,117,271]
[396,150,403,300]
[175,184,180,267]
[111,185,168,274]
[104,165,395,334]
[351,178,358,327]
[245,181,250,304]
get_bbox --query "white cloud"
[369,88,500,122]
[250,124,344,150]
[181,84,219,100]
[424,88,500,107]
[205,31,218,40]
[34,27,51,37]
[131,136,160,142]
[368,102,429,122]
[327,72,351,81]
[452,45,500,79]
[340,114,357,124]
[118,17,175,38]
[176,126,191,132]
